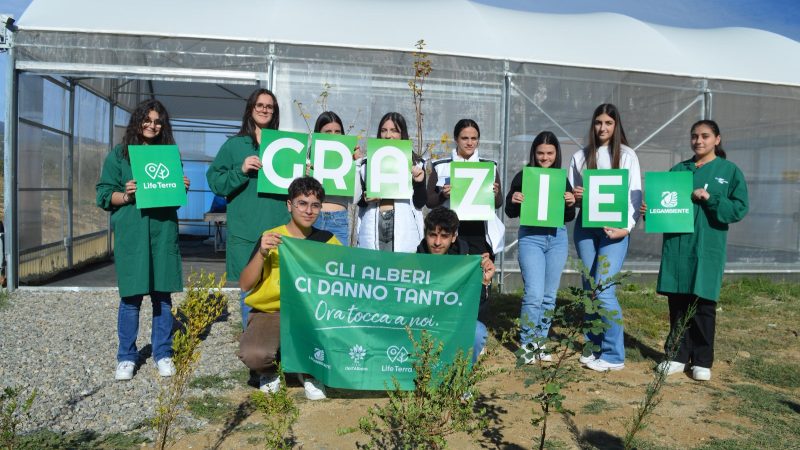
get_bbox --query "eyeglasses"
[254,103,275,112]
[291,200,322,212]
[142,118,163,127]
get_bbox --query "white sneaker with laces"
[156,358,176,377]
[298,374,327,400]
[579,354,597,365]
[692,366,711,381]
[115,361,135,381]
[259,373,281,394]
[656,361,686,376]
[585,358,625,372]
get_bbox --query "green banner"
[279,238,483,390]
[310,133,357,197]
[128,145,186,209]
[645,171,694,233]
[582,169,629,228]
[520,167,566,227]
[365,138,413,199]
[258,129,308,194]
[450,162,495,221]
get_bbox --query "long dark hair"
[584,103,628,169]
[453,118,481,140]
[528,131,562,169]
[691,119,727,159]
[120,99,175,160]
[237,88,280,148]
[376,112,409,140]
[314,111,344,133]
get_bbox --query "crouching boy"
[237,176,341,400]
[416,207,495,362]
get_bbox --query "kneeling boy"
[237,176,341,400]
[416,207,495,362]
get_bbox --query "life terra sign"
[644,171,694,233]
[279,238,483,390]
[128,145,186,209]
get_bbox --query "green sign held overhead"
[365,139,413,199]
[645,171,694,233]
[520,167,567,227]
[279,238,483,390]
[450,162,496,221]
[581,169,629,228]
[258,129,308,194]
[128,145,186,209]
[310,133,358,197]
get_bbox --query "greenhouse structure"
[2,0,799,291]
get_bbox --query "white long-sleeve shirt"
[568,145,642,232]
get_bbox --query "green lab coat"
[205,135,289,281]
[656,157,749,301]
[96,145,183,298]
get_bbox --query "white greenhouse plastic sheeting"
[17,0,800,87]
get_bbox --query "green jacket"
[656,157,749,301]
[205,135,289,281]
[96,145,183,297]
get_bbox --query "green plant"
[737,356,800,388]
[623,302,696,449]
[581,398,616,415]
[408,39,434,162]
[186,394,234,423]
[153,270,228,450]
[1,386,36,450]
[250,366,299,450]
[518,256,623,450]
[357,328,488,449]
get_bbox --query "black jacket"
[416,238,490,311]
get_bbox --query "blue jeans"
[518,226,569,346]
[240,290,251,331]
[314,210,350,245]
[573,222,629,364]
[117,292,174,363]
[473,320,487,364]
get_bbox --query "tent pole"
[4,32,18,291]
[499,63,511,294]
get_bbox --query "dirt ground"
[162,342,757,450]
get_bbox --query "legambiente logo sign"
[649,191,690,214]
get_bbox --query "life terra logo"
[309,347,331,369]
[382,345,412,374]
[141,162,178,189]
[345,344,368,372]
[660,191,678,208]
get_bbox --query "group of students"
[96,88,748,397]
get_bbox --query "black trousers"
[666,294,717,368]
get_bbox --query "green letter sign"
[645,171,694,233]
[450,162,496,221]
[582,169,628,228]
[520,167,566,227]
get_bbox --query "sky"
[2,0,799,126]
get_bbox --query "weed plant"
[518,256,622,450]
[357,329,488,449]
[623,302,696,449]
[153,270,227,450]
[1,386,36,450]
[250,366,299,450]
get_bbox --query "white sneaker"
[585,358,625,372]
[156,358,176,377]
[259,373,281,394]
[298,374,327,400]
[579,353,597,365]
[692,366,711,381]
[656,361,686,376]
[115,361,135,381]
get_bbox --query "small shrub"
[1,386,36,450]
[250,367,299,450]
[357,329,488,449]
[737,357,800,388]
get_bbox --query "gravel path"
[0,289,243,438]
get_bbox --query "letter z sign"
[450,162,496,221]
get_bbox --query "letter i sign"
[520,167,566,227]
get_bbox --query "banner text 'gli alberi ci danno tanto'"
[279,238,483,390]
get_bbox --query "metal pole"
[3,31,18,291]
[266,44,275,90]
[702,79,712,119]
[107,80,117,257]
[66,80,75,268]
[499,63,511,294]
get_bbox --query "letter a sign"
[520,167,566,227]
[582,169,628,228]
